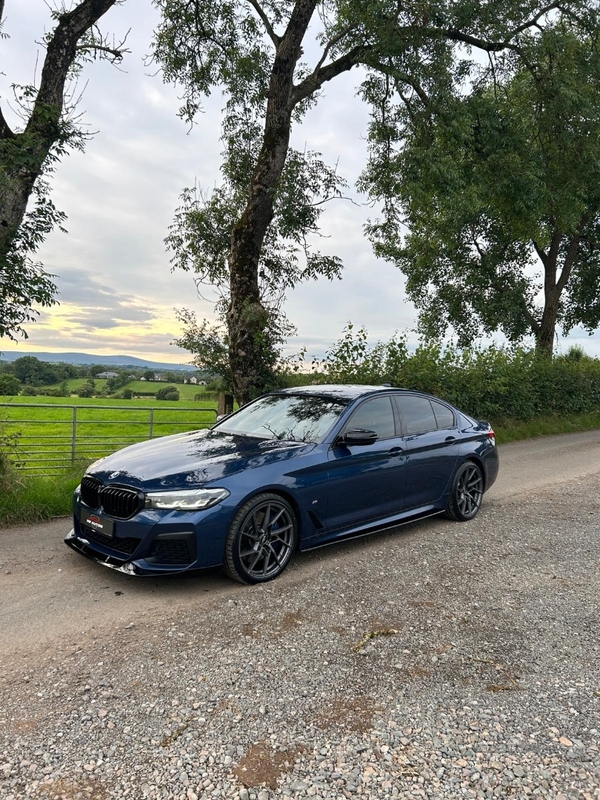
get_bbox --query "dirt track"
[1,429,599,668]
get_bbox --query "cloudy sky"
[1,0,599,364]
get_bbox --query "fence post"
[218,394,234,417]
[71,406,77,465]
[149,408,154,439]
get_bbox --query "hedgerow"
[318,325,600,421]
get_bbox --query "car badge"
[109,471,120,480]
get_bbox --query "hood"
[89,428,314,490]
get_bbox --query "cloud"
[2,0,598,365]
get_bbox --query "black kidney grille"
[81,475,101,509]
[80,524,140,555]
[81,476,145,520]
[100,485,145,519]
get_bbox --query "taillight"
[488,430,496,445]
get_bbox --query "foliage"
[76,379,96,398]
[154,0,597,401]
[318,325,600,421]
[361,17,600,354]
[0,374,21,395]
[174,308,294,395]
[10,356,59,386]
[0,0,126,341]
[155,385,180,401]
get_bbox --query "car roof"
[274,384,403,401]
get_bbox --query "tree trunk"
[533,223,584,356]
[536,285,560,356]
[0,0,118,283]
[226,0,318,406]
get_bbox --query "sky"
[1,0,599,365]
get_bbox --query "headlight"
[145,487,230,510]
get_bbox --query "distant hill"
[0,351,196,371]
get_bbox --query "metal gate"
[0,403,218,475]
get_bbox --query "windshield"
[215,394,348,443]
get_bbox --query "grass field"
[0,395,219,473]
[39,378,213,401]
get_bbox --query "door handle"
[389,446,404,456]
[445,436,457,442]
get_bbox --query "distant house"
[96,371,118,379]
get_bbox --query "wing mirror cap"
[336,428,378,446]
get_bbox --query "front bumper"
[64,528,201,576]
[65,496,232,575]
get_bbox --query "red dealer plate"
[80,510,114,538]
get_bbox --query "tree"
[11,355,57,385]
[0,0,127,341]
[0,373,20,395]
[361,17,600,355]
[153,0,594,402]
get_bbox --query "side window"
[431,399,455,429]
[344,396,396,440]
[396,395,437,435]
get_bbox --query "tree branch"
[533,239,548,267]
[292,44,367,105]
[557,214,589,293]
[442,28,523,54]
[246,0,280,47]
[27,0,120,135]
[314,23,359,73]
[509,1,565,38]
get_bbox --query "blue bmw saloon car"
[65,385,499,583]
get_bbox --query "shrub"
[319,325,600,421]
[156,386,180,401]
[20,385,38,396]
[0,374,21,395]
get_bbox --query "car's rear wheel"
[444,461,484,521]
[224,493,298,584]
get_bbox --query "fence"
[0,403,218,475]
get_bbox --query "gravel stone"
[1,474,599,798]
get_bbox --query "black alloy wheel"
[224,493,298,584]
[445,461,484,521]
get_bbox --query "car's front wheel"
[224,493,298,584]
[444,461,484,521]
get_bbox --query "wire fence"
[0,403,218,475]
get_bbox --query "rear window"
[431,400,455,429]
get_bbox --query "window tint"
[345,396,396,440]
[397,395,437,435]
[431,400,455,429]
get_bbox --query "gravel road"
[1,431,599,799]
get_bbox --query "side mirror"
[337,428,378,446]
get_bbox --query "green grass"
[38,378,214,401]
[0,395,219,472]
[491,411,600,444]
[0,466,81,526]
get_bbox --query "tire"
[444,461,484,521]
[224,493,298,584]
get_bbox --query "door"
[394,395,460,509]
[325,395,407,532]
